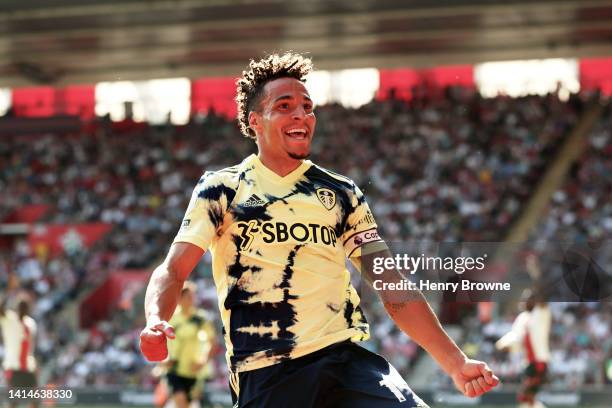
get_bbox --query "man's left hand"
[450,359,499,398]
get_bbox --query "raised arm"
[355,244,499,398]
[140,242,204,361]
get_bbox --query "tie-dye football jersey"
[173,154,383,373]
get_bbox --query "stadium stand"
[3,86,603,396]
[428,99,611,391]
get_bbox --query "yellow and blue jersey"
[167,307,214,379]
[173,154,383,373]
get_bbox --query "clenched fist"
[139,321,176,361]
[450,359,499,398]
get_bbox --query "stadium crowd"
[1,86,608,392]
[430,100,612,390]
[536,102,611,246]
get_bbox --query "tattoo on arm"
[357,245,427,308]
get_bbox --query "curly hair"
[236,52,313,139]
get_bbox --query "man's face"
[17,300,29,316]
[250,77,316,161]
[180,290,194,309]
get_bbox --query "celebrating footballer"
[140,52,499,407]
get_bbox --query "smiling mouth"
[285,129,308,140]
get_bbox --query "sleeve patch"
[356,209,376,227]
[343,227,383,258]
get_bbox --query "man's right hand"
[139,321,176,361]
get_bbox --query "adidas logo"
[242,194,266,207]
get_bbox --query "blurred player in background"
[140,52,499,407]
[162,282,215,408]
[0,295,38,408]
[496,290,551,408]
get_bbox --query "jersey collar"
[249,154,312,185]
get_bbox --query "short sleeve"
[340,184,384,258]
[173,171,235,251]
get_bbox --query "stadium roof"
[1,0,612,86]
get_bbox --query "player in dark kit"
[140,52,499,407]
